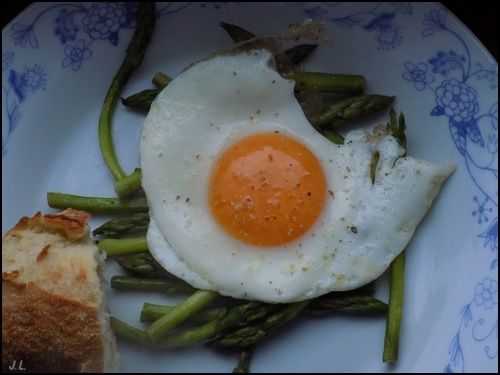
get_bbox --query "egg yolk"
[209,132,327,247]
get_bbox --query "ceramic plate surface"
[2,2,498,373]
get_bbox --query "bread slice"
[2,209,118,373]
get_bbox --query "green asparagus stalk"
[323,129,345,145]
[113,302,273,348]
[98,3,155,194]
[111,316,246,349]
[47,192,148,214]
[389,108,398,132]
[398,113,407,150]
[114,168,143,198]
[112,302,262,349]
[160,302,277,348]
[141,303,228,323]
[276,44,318,73]
[308,295,387,315]
[110,317,150,344]
[98,237,148,256]
[283,44,318,66]
[387,109,407,150]
[383,252,405,363]
[147,291,218,342]
[111,275,194,294]
[152,72,171,88]
[214,301,310,349]
[93,213,150,238]
[113,293,386,349]
[288,72,365,94]
[115,256,157,276]
[220,22,256,42]
[383,108,407,363]
[122,89,160,112]
[315,95,395,128]
[220,22,317,68]
[158,318,232,348]
[370,151,381,184]
[113,253,173,278]
[233,350,253,373]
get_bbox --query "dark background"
[1,2,497,59]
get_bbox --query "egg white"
[140,50,455,303]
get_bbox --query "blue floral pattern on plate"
[2,51,46,156]
[400,7,497,373]
[8,2,191,71]
[304,2,413,50]
[2,2,193,156]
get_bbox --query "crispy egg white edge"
[140,49,456,303]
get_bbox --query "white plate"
[2,2,498,373]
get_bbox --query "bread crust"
[6,209,90,241]
[2,281,104,373]
[2,210,110,373]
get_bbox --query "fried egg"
[140,49,455,303]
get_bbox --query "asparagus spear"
[147,290,218,342]
[47,192,148,214]
[152,72,171,88]
[233,350,253,373]
[122,90,160,112]
[116,168,143,198]
[315,95,395,128]
[113,316,224,348]
[387,109,407,150]
[113,293,386,349]
[141,303,228,323]
[116,256,158,276]
[98,237,148,256]
[288,72,365,94]
[113,252,172,278]
[220,22,317,67]
[214,301,310,349]
[160,302,280,348]
[308,295,387,315]
[370,151,381,184]
[220,22,256,42]
[276,44,318,73]
[283,44,318,66]
[111,275,195,294]
[383,252,405,363]
[397,113,407,150]
[93,213,150,238]
[383,110,406,363]
[323,129,345,145]
[112,302,269,348]
[98,3,155,196]
[111,317,150,345]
